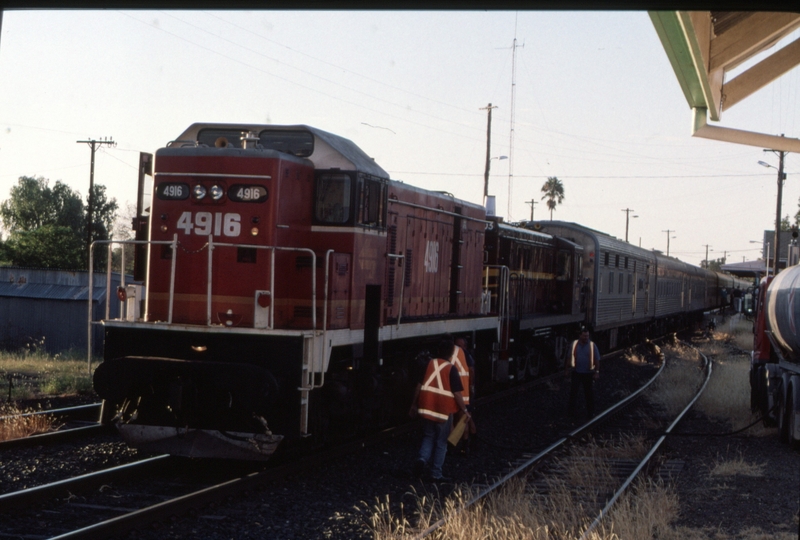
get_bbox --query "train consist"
[751,268,800,448]
[92,123,748,460]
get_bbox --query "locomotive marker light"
[210,185,224,200]
[193,184,207,199]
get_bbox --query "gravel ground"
[9,336,796,539]
[124,349,659,540]
[664,411,799,538]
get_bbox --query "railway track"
[0,373,575,539]
[0,403,106,450]
[416,341,709,538]
[0,340,670,539]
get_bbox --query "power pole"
[526,199,538,222]
[77,137,116,267]
[621,208,635,243]
[772,148,786,277]
[662,229,675,256]
[480,103,498,205]
[702,244,712,268]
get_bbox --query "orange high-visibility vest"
[451,346,470,405]
[418,358,459,422]
[569,340,597,370]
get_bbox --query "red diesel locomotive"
[93,124,513,460]
[92,122,731,461]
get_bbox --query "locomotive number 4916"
[176,211,241,237]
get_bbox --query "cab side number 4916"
[176,211,241,237]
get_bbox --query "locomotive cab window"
[315,172,352,224]
[556,250,571,279]
[196,128,315,157]
[359,176,387,228]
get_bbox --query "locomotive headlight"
[160,225,168,232]
[251,227,259,236]
[193,185,207,199]
[210,185,224,200]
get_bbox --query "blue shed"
[0,267,131,355]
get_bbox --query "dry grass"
[368,435,676,539]
[0,403,59,441]
[0,341,94,400]
[369,316,787,539]
[709,452,765,478]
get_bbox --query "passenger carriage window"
[618,273,623,294]
[615,254,620,268]
[604,252,609,266]
[599,272,603,293]
[315,173,352,224]
[608,272,614,293]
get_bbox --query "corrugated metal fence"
[0,267,131,355]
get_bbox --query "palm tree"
[540,176,565,220]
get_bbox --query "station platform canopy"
[720,259,770,279]
[650,11,800,153]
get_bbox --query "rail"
[416,348,666,539]
[579,344,712,539]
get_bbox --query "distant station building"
[741,230,800,278]
[0,267,128,355]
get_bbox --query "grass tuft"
[0,343,95,400]
[0,403,60,442]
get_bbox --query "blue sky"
[1,10,798,266]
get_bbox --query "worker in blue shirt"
[565,329,601,420]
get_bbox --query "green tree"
[4,225,85,268]
[0,176,83,235]
[540,176,565,220]
[0,176,117,270]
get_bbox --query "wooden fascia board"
[686,11,723,121]
[722,37,800,111]
[649,11,712,116]
[709,12,800,73]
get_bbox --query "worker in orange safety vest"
[452,337,476,452]
[409,339,469,482]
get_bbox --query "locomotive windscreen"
[196,128,314,157]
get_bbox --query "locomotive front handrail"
[88,237,179,375]
[87,238,325,376]
[207,239,318,330]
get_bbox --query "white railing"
[87,238,331,377]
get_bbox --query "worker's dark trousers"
[568,371,595,418]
